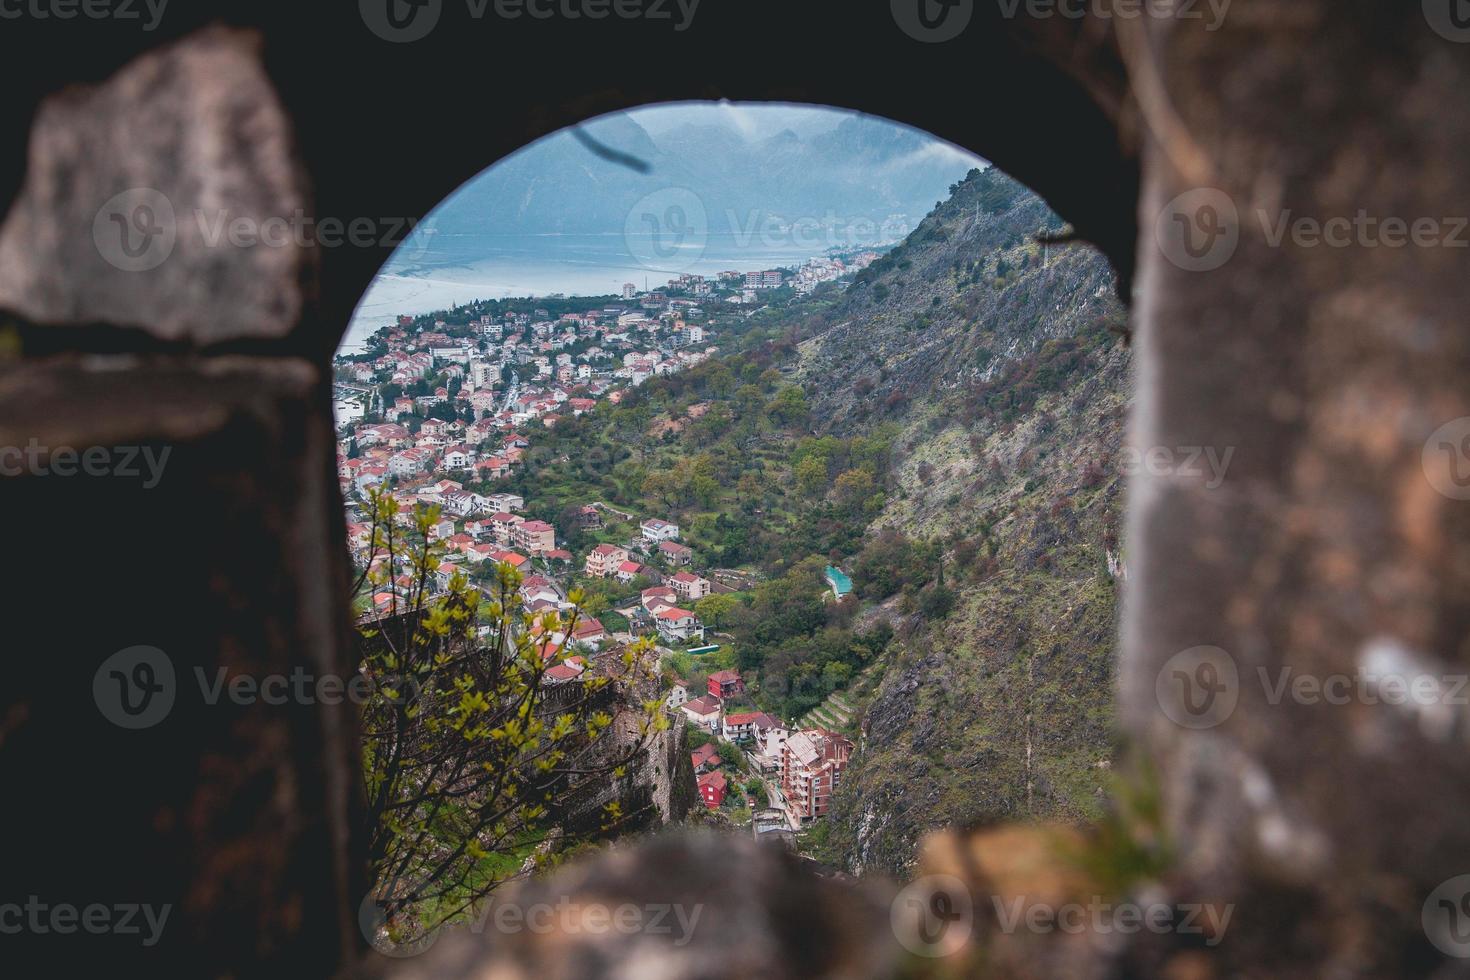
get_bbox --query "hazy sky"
[626,102,854,141]
[621,101,984,170]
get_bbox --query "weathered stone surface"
[1120,4,1470,975]
[0,353,362,975]
[0,28,308,344]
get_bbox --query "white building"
[641,518,680,543]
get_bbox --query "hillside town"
[333,258,876,834]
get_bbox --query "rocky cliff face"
[796,170,1131,875]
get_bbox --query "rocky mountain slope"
[794,169,1132,875]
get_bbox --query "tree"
[833,468,875,508]
[769,386,810,427]
[694,594,737,629]
[794,456,827,497]
[353,488,665,945]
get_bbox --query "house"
[584,544,629,578]
[658,540,694,566]
[723,710,781,743]
[670,571,711,601]
[656,607,705,644]
[691,742,722,774]
[779,729,854,824]
[519,575,562,607]
[463,543,497,564]
[697,770,727,809]
[640,518,680,542]
[441,446,473,471]
[433,561,462,592]
[664,678,689,710]
[570,618,607,647]
[578,504,603,529]
[680,693,721,731]
[476,456,512,480]
[641,585,678,609]
[488,550,528,570]
[615,560,653,584]
[358,423,410,448]
[442,490,486,516]
[514,519,556,555]
[824,565,853,600]
[707,669,744,700]
[486,492,524,512]
[388,449,430,478]
[543,661,585,684]
[489,511,524,547]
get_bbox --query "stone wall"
[1,3,1467,977]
